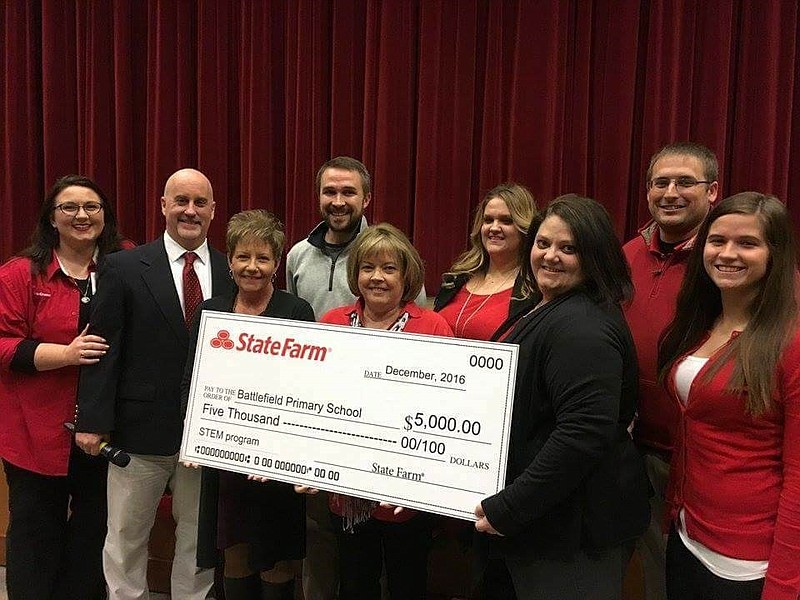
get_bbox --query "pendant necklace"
[55,252,95,304]
[76,277,92,304]
[453,269,517,337]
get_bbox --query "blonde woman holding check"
[310,223,452,599]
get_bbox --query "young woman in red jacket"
[658,192,800,600]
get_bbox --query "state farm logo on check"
[209,329,330,361]
[210,330,235,349]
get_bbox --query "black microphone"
[98,442,131,468]
[63,423,131,468]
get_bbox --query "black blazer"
[480,292,650,559]
[76,237,232,455]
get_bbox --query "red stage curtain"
[2,0,799,293]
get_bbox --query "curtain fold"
[413,0,483,272]
[2,0,44,250]
[728,1,798,197]
[283,0,333,245]
[2,0,799,293]
[364,0,420,234]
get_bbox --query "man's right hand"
[76,432,107,456]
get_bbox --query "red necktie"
[183,251,203,327]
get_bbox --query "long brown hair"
[658,192,798,415]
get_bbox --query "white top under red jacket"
[666,330,800,600]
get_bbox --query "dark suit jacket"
[76,237,232,455]
[480,291,650,560]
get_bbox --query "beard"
[323,209,361,234]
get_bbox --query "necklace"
[453,269,517,337]
[74,277,92,304]
[234,288,274,315]
[55,252,95,304]
[521,298,548,320]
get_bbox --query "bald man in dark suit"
[76,168,232,600]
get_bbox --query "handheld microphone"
[63,423,131,468]
[98,442,131,467]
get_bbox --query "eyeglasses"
[54,202,104,216]
[647,177,712,191]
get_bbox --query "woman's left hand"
[67,324,108,365]
[474,503,503,535]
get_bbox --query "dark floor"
[0,568,171,600]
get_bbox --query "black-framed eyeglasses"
[54,202,104,216]
[647,177,712,191]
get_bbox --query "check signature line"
[406,429,492,445]
[317,460,484,495]
[378,376,466,392]
[307,437,447,463]
[284,421,395,443]
[197,416,444,462]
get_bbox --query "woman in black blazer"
[474,195,650,600]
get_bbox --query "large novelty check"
[180,311,518,520]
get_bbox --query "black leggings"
[3,447,108,600]
[666,528,764,600]
[332,513,432,599]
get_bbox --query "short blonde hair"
[226,209,285,259]
[346,223,424,304]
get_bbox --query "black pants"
[3,446,108,600]
[473,557,516,599]
[473,537,632,600]
[332,513,432,599]
[666,529,764,600]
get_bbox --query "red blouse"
[438,285,512,340]
[0,254,85,475]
